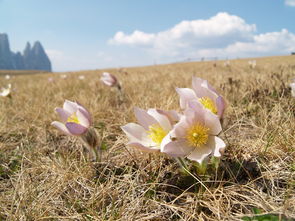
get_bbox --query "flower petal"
[63,100,78,114]
[216,96,225,118]
[55,107,70,122]
[176,88,197,109]
[173,116,190,137]
[134,107,158,130]
[203,109,222,135]
[121,123,154,147]
[76,109,90,128]
[77,102,92,124]
[157,109,181,123]
[147,109,172,131]
[186,101,206,125]
[187,136,215,163]
[51,121,72,135]
[127,142,160,152]
[65,122,87,135]
[161,134,193,157]
[212,136,226,157]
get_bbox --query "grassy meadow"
[0,55,294,220]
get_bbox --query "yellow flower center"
[198,97,218,114]
[147,124,167,145]
[186,124,209,147]
[67,113,80,124]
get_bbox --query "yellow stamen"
[198,97,218,114]
[147,124,167,145]
[186,124,209,147]
[67,113,80,124]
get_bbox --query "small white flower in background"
[60,74,67,79]
[100,72,118,87]
[121,107,178,152]
[161,101,226,164]
[248,60,256,69]
[224,60,230,67]
[78,75,85,80]
[290,79,295,97]
[5,75,11,80]
[176,77,225,118]
[0,84,12,97]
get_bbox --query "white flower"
[161,101,226,163]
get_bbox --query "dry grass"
[0,55,294,220]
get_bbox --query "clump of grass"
[0,55,294,220]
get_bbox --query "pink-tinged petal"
[127,142,160,152]
[147,109,172,131]
[187,136,215,163]
[192,76,218,95]
[186,101,206,125]
[176,88,197,109]
[77,102,92,124]
[134,107,158,130]
[65,122,87,135]
[51,121,72,135]
[76,109,90,128]
[216,96,225,118]
[121,123,153,146]
[161,135,193,157]
[212,136,226,157]
[157,109,181,123]
[101,72,117,87]
[63,100,78,114]
[192,77,206,89]
[203,109,222,135]
[173,117,190,137]
[55,107,70,122]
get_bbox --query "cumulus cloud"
[108,12,295,61]
[285,0,295,6]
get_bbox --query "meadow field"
[0,55,294,220]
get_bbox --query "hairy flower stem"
[176,157,189,171]
[80,128,101,162]
[116,84,124,104]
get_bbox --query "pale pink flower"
[78,75,85,80]
[248,60,257,69]
[176,77,225,118]
[121,108,177,152]
[51,100,91,136]
[100,72,118,87]
[0,84,12,97]
[161,101,226,163]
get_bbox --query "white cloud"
[108,12,295,62]
[108,31,155,46]
[285,0,295,6]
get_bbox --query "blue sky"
[1,0,295,71]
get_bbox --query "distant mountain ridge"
[0,33,52,71]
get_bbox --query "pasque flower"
[0,84,12,97]
[161,101,226,164]
[101,72,119,88]
[176,77,225,118]
[51,100,91,136]
[52,100,102,161]
[121,107,178,152]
